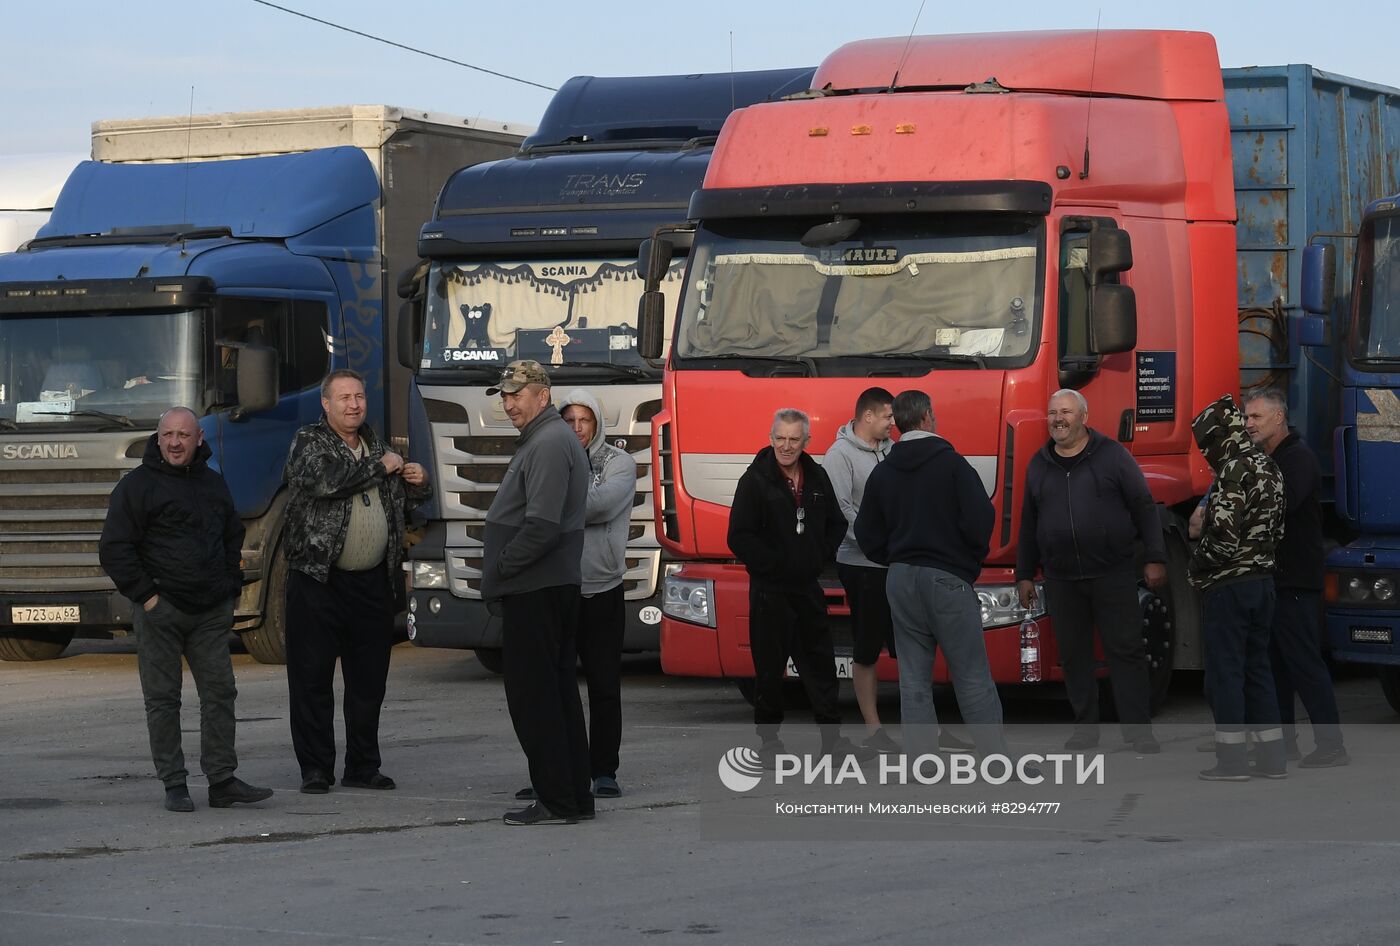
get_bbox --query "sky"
[4,0,1398,155]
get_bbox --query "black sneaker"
[1299,746,1351,768]
[758,739,786,770]
[1131,736,1161,755]
[209,776,274,808]
[300,770,333,794]
[862,729,901,754]
[1064,732,1100,752]
[1198,766,1250,782]
[826,736,877,763]
[503,802,577,826]
[1248,763,1288,780]
[515,786,537,800]
[341,772,396,790]
[164,784,195,812]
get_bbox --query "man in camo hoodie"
[1190,394,1288,781]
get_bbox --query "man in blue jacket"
[1015,390,1166,754]
[855,391,1007,760]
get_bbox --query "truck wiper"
[689,353,817,375]
[867,351,988,370]
[0,417,16,431]
[29,408,137,428]
[556,361,655,380]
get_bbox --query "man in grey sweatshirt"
[481,360,591,825]
[557,388,636,798]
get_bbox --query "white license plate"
[11,605,80,624]
[786,656,854,679]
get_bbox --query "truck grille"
[0,466,127,591]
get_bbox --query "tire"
[239,547,287,665]
[474,647,504,674]
[0,631,73,661]
[1379,667,1400,716]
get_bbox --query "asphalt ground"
[2,640,1398,946]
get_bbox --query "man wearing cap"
[482,360,592,825]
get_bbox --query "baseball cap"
[485,359,551,395]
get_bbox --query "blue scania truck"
[401,70,813,670]
[0,107,523,662]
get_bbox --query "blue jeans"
[1203,577,1285,772]
[886,563,1006,758]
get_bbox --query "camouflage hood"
[1192,394,1252,473]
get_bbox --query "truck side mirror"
[232,344,278,420]
[637,291,667,360]
[1301,243,1336,315]
[1090,284,1137,354]
[1089,226,1133,277]
[396,298,423,371]
[638,237,674,287]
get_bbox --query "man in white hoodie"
[822,388,898,750]
[556,389,636,798]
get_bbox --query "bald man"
[100,407,272,813]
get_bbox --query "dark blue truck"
[402,69,813,670]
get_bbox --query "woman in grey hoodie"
[557,388,637,797]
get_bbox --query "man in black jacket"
[1015,390,1166,753]
[99,407,272,812]
[1243,388,1347,767]
[728,408,864,760]
[856,391,1007,760]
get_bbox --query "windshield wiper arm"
[868,351,988,370]
[29,408,137,428]
[556,361,655,380]
[0,417,16,431]
[691,353,818,375]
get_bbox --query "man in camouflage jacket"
[1190,394,1289,781]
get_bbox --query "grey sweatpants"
[134,597,239,789]
[886,563,1007,759]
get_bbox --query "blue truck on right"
[1308,192,1400,712]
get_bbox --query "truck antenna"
[181,86,195,229]
[1079,12,1102,180]
[887,0,928,92]
[729,31,736,113]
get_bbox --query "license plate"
[786,656,854,679]
[1350,626,1393,644]
[11,605,80,624]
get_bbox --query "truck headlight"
[412,561,447,589]
[1329,569,1400,608]
[977,583,1045,629]
[663,575,715,628]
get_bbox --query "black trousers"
[1204,577,1285,771]
[749,584,841,734]
[1271,587,1343,750]
[286,563,394,780]
[577,585,625,780]
[1044,568,1151,737]
[502,584,592,819]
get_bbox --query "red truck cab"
[639,31,1238,702]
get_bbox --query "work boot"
[164,784,195,812]
[209,776,273,808]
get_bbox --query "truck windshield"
[1350,213,1400,364]
[673,215,1044,371]
[423,258,685,379]
[0,310,203,427]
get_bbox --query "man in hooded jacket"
[100,406,272,812]
[1190,394,1288,781]
[855,390,1007,760]
[557,389,636,797]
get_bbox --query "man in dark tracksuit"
[1015,389,1167,753]
[100,407,272,812]
[481,360,591,825]
[728,408,863,760]
[1242,388,1348,767]
[284,370,430,795]
[1191,394,1288,781]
